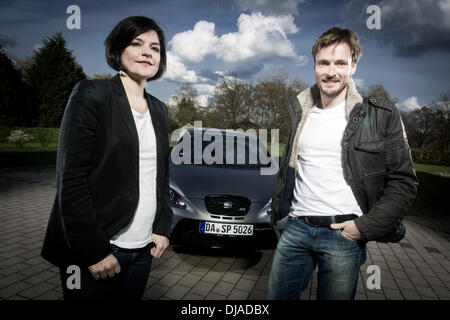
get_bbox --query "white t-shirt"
[290,100,363,217]
[110,109,158,248]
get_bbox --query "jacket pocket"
[362,168,386,209]
[355,141,385,153]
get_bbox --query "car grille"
[204,195,251,216]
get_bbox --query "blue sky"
[1,0,449,111]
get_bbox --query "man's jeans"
[268,216,366,300]
[59,243,153,300]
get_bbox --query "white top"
[110,109,158,248]
[290,100,363,217]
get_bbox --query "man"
[268,27,418,300]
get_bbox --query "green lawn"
[414,163,450,176]
[266,142,286,157]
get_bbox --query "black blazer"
[41,74,173,267]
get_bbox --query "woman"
[41,16,172,300]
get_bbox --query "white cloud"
[193,83,216,96]
[168,12,302,77]
[398,96,422,112]
[213,71,243,83]
[165,51,200,83]
[170,21,218,63]
[218,13,299,63]
[353,77,365,89]
[193,84,217,107]
[296,55,308,67]
[196,95,210,107]
[34,44,42,52]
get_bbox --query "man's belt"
[110,241,156,253]
[301,214,358,227]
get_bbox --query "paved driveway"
[0,166,449,300]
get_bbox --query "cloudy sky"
[1,0,449,111]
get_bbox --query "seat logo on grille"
[223,201,233,209]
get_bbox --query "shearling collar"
[297,77,363,118]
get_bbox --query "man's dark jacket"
[271,79,418,242]
[41,74,173,267]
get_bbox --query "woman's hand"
[150,234,169,258]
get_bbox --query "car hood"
[170,162,277,203]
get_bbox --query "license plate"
[199,221,254,236]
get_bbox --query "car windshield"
[173,131,272,167]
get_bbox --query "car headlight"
[266,199,273,215]
[169,188,187,209]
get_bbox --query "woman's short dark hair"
[105,16,166,81]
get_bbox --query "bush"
[411,148,450,166]
[1,126,59,148]
[27,127,58,147]
[7,129,33,148]
[0,125,11,142]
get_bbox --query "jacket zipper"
[363,169,386,178]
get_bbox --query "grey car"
[169,128,281,249]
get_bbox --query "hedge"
[411,148,450,166]
[0,126,59,145]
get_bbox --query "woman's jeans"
[59,243,153,300]
[268,216,367,300]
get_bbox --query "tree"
[430,90,450,151]
[253,73,308,143]
[168,116,179,136]
[0,45,37,126]
[399,110,419,148]
[24,32,86,127]
[211,76,253,130]
[360,84,398,105]
[209,73,309,142]
[408,107,435,151]
[15,55,33,79]
[199,106,223,128]
[173,83,199,127]
[400,90,450,152]
[90,73,114,79]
